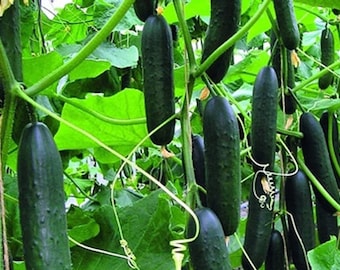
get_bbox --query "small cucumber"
[141,14,175,145]
[187,207,231,270]
[315,199,338,243]
[318,27,335,90]
[273,0,300,50]
[201,0,241,83]
[285,170,315,270]
[203,96,241,236]
[17,122,72,270]
[191,134,207,206]
[265,229,285,270]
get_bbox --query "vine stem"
[194,0,272,78]
[173,0,197,210]
[297,156,340,212]
[24,0,135,97]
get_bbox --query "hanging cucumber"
[201,0,241,83]
[318,27,335,90]
[133,0,156,22]
[242,66,278,269]
[299,112,340,242]
[300,112,340,213]
[191,134,207,206]
[17,122,72,270]
[285,170,315,270]
[265,229,285,270]
[141,14,175,146]
[203,96,241,236]
[187,207,232,270]
[320,111,340,188]
[273,0,300,50]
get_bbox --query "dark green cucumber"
[187,207,231,270]
[191,134,207,206]
[315,198,338,243]
[250,66,278,171]
[320,111,340,188]
[318,27,335,90]
[300,112,339,243]
[141,14,175,145]
[203,96,241,236]
[265,229,285,270]
[242,66,278,269]
[285,170,315,270]
[201,0,241,83]
[17,122,71,270]
[300,112,340,213]
[133,0,156,22]
[273,0,300,50]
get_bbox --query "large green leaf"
[308,237,340,269]
[71,190,176,270]
[68,59,111,81]
[22,51,63,94]
[54,89,152,163]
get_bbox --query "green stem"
[56,94,146,125]
[24,0,135,97]
[173,0,196,76]
[292,54,340,93]
[276,127,303,138]
[297,156,340,212]
[194,0,271,78]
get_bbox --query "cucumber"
[17,122,72,270]
[300,112,339,243]
[265,229,285,270]
[299,112,340,213]
[285,170,315,270]
[133,0,156,22]
[203,96,241,236]
[187,207,231,270]
[320,111,340,188]
[201,0,241,83]
[141,14,175,146]
[273,0,300,50]
[250,66,278,172]
[318,27,335,90]
[242,66,278,269]
[191,134,207,206]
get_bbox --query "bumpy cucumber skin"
[192,134,207,206]
[203,96,241,236]
[141,15,175,145]
[285,170,315,270]
[133,0,156,22]
[300,112,339,243]
[201,0,241,83]
[250,66,278,171]
[17,122,72,270]
[320,111,340,188]
[242,66,278,269]
[265,229,285,270]
[187,208,231,270]
[273,0,300,50]
[319,28,335,90]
